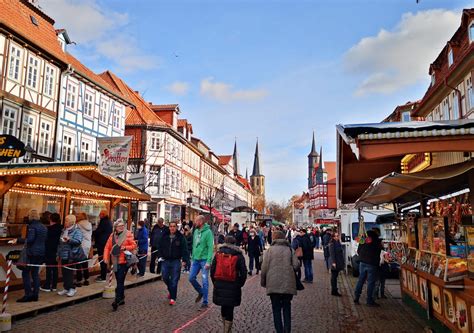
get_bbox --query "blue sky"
[42,0,472,202]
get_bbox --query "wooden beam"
[0,175,21,197]
[112,198,121,208]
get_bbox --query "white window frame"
[1,105,18,136]
[43,65,55,97]
[62,132,76,161]
[149,132,161,150]
[149,165,161,187]
[431,73,436,86]
[99,99,108,124]
[21,112,37,148]
[26,54,39,90]
[66,82,78,110]
[84,91,94,118]
[401,111,411,122]
[80,138,93,161]
[112,106,121,129]
[38,119,52,156]
[447,49,453,67]
[442,98,450,120]
[469,21,474,43]
[8,43,22,82]
[467,77,473,111]
[452,91,460,120]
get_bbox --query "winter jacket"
[57,226,83,261]
[192,224,214,264]
[247,235,263,257]
[159,232,189,261]
[150,224,169,249]
[23,220,48,257]
[329,240,344,271]
[211,244,247,307]
[357,231,382,267]
[103,230,137,265]
[77,219,92,256]
[261,239,300,296]
[228,229,242,246]
[93,216,112,250]
[45,223,62,258]
[184,233,193,255]
[322,233,332,258]
[135,227,149,252]
[292,235,314,260]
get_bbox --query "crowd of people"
[16,210,390,332]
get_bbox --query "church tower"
[308,132,319,188]
[315,146,326,184]
[250,139,265,203]
[232,139,239,175]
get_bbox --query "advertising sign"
[0,135,26,162]
[98,136,132,177]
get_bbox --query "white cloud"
[39,0,158,72]
[344,9,461,96]
[166,81,190,96]
[200,77,268,102]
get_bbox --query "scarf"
[111,230,128,272]
[62,225,74,239]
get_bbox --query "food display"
[418,218,432,251]
[445,257,468,281]
[417,251,431,273]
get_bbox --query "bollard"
[102,270,115,299]
[0,260,12,331]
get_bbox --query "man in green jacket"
[188,215,214,308]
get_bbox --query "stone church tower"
[308,132,319,188]
[250,139,265,205]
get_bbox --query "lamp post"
[23,144,35,163]
[186,189,193,222]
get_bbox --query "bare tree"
[202,177,225,234]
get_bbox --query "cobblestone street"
[10,251,427,333]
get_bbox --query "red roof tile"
[218,155,232,166]
[0,0,67,63]
[151,104,179,111]
[178,119,187,127]
[236,175,253,192]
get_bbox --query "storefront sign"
[6,250,22,262]
[0,135,26,162]
[401,152,431,174]
[98,136,132,177]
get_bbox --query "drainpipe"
[444,77,463,119]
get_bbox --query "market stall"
[0,162,150,289]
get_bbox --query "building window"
[21,113,36,147]
[452,92,460,119]
[442,98,450,120]
[1,106,17,135]
[8,44,22,82]
[150,132,161,150]
[80,139,92,161]
[149,166,161,187]
[66,83,77,110]
[84,91,94,117]
[62,133,75,161]
[38,120,52,156]
[470,22,474,42]
[431,73,436,86]
[112,107,121,129]
[401,111,411,122]
[99,100,108,123]
[43,65,55,97]
[26,55,39,89]
[467,77,473,111]
[447,49,453,67]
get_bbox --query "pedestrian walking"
[183,226,193,273]
[374,250,390,299]
[314,228,320,249]
[103,219,137,311]
[247,229,263,275]
[40,213,62,293]
[159,221,189,305]
[211,236,247,333]
[322,228,332,271]
[328,232,344,296]
[135,220,149,277]
[354,230,383,307]
[300,229,314,283]
[15,209,48,302]
[257,227,265,250]
[150,218,169,277]
[57,215,83,298]
[228,224,242,247]
[75,212,92,287]
[261,231,300,333]
[188,215,214,309]
[92,210,112,282]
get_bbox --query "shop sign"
[401,152,431,174]
[6,250,22,262]
[0,135,26,162]
[98,136,133,177]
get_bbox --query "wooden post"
[127,200,132,230]
[63,192,71,223]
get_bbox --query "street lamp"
[186,189,193,221]
[23,144,35,163]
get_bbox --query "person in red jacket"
[104,219,137,311]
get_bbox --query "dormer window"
[431,73,436,86]
[470,22,474,43]
[448,49,453,67]
[401,111,411,122]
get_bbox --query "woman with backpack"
[211,235,247,333]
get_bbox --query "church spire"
[317,146,324,171]
[245,167,248,180]
[308,131,318,157]
[251,139,261,176]
[232,138,239,175]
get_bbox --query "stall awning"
[356,160,474,208]
[201,206,224,221]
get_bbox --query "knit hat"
[114,218,125,227]
[65,214,76,225]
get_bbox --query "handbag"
[124,250,139,267]
[70,246,87,263]
[290,249,304,291]
[295,247,303,258]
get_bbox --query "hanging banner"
[97,136,132,177]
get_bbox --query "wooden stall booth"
[0,162,150,289]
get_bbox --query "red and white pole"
[102,269,115,299]
[0,260,12,331]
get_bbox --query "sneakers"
[66,289,77,297]
[40,287,51,292]
[57,289,69,296]
[95,277,106,283]
[195,293,203,303]
[169,299,175,306]
[200,303,209,309]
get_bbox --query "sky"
[40,0,472,203]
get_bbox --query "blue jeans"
[162,259,181,300]
[137,249,147,276]
[188,259,209,305]
[23,256,42,298]
[303,259,313,282]
[270,293,293,333]
[114,264,129,302]
[315,238,320,249]
[354,262,377,304]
